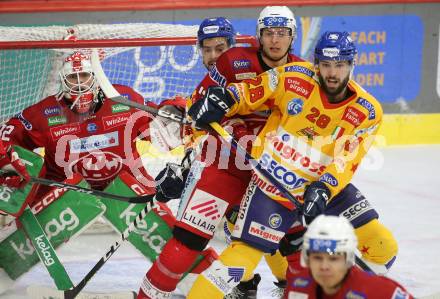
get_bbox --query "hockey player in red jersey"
[137,7,303,299]
[0,51,157,194]
[285,215,413,299]
[0,50,199,294]
[0,50,225,295]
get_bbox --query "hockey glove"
[149,97,187,151]
[188,86,235,130]
[302,181,331,225]
[0,142,30,189]
[155,163,189,203]
[278,226,306,257]
[157,96,186,123]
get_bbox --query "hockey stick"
[0,170,154,204]
[90,49,187,125]
[208,122,374,273]
[64,200,153,299]
[27,286,136,299]
[90,51,377,274]
[28,200,154,299]
[112,94,187,124]
[91,49,191,126]
[93,90,377,273]
[209,122,301,210]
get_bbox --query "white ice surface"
[1,145,440,298]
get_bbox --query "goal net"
[0,22,256,232]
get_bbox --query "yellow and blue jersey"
[226,61,383,209]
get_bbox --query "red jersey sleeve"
[0,103,48,151]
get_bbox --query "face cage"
[61,70,97,95]
[59,71,99,113]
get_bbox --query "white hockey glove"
[149,97,186,151]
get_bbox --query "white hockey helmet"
[301,215,358,268]
[59,51,99,114]
[256,6,297,40]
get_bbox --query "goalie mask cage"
[0,23,257,124]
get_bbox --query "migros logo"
[248,221,283,243]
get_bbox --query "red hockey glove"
[0,142,31,189]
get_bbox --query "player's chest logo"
[284,77,314,99]
[69,151,123,182]
[102,112,130,130]
[69,132,119,153]
[232,59,251,70]
[50,123,81,141]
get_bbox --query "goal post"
[0,23,257,123]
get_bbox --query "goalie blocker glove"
[302,181,331,225]
[155,163,189,203]
[188,86,235,129]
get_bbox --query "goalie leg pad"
[103,171,175,261]
[0,174,104,281]
[145,237,200,292]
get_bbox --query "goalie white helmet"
[256,6,297,40]
[59,51,99,114]
[301,215,357,267]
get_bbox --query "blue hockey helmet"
[197,17,236,47]
[314,31,357,63]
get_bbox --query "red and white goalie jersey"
[0,84,156,193]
